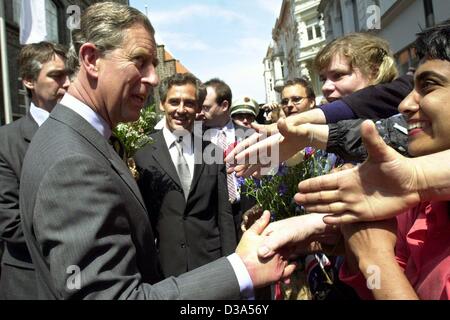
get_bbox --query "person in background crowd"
[230,96,259,129]
[0,42,69,299]
[258,22,450,300]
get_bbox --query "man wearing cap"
[230,97,259,129]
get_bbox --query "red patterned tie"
[218,131,238,203]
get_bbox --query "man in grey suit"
[19,2,294,300]
[0,42,69,299]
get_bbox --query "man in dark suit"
[200,79,256,238]
[134,73,237,277]
[19,2,294,299]
[0,42,69,299]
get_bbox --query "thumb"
[277,117,289,136]
[248,210,271,235]
[361,120,395,163]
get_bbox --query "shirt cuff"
[227,253,255,300]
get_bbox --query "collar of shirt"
[29,102,50,127]
[162,123,195,178]
[208,119,236,146]
[162,123,193,155]
[60,93,112,140]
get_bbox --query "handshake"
[235,209,333,288]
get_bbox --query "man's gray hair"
[69,2,155,71]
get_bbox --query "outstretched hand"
[236,211,297,288]
[256,213,339,260]
[295,120,421,224]
[225,118,311,177]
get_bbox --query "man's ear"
[222,100,229,112]
[22,77,35,91]
[79,43,100,78]
[159,102,165,112]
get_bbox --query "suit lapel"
[151,130,183,189]
[20,113,39,143]
[189,140,206,195]
[50,105,147,211]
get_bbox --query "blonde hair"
[315,33,398,85]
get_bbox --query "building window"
[12,0,59,42]
[315,25,322,39]
[306,22,323,41]
[307,27,314,41]
[46,0,59,43]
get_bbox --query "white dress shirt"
[59,93,111,139]
[29,102,50,127]
[162,124,195,181]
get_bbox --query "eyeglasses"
[280,96,307,106]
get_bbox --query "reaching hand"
[225,118,311,177]
[257,213,337,260]
[236,211,296,288]
[295,121,421,224]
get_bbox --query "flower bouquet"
[113,104,161,177]
[239,147,337,300]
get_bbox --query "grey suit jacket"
[0,113,39,299]
[19,104,241,300]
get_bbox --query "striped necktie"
[218,130,238,203]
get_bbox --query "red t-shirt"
[339,201,450,300]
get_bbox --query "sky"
[129,0,283,104]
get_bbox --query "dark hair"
[415,20,450,62]
[159,73,207,106]
[282,77,316,99]
[203,78,232,106]
[19,41,68,98]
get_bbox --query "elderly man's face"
[96,24,159,126]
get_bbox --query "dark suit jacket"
[0,112,39,299]
[19,104,241,299]
[134,130,237,277]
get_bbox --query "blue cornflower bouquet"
[239,147,336,221]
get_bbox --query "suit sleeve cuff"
[227,253,255,300]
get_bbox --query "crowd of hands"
[225,118,442,291]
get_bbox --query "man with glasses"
[280,78,316,117]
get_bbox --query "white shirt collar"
[162,122,193,153]
[59,93,112,140]
[29,102,50,127]
[206,119,235,145]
